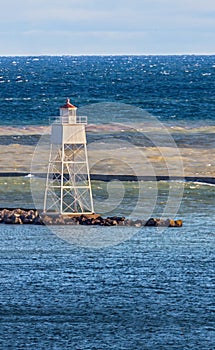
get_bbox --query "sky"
[0,0,214,55]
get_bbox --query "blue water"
[0,56,214,349]
[0,55,214,126]
[0,223,214,350]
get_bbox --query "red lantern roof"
[60,98,77,109]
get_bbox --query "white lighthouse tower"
[43,99,94,215]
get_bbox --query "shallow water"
[1,177,214,219]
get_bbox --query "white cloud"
[0,0,214,54]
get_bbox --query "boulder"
[145,218,157,226]
[169,219,183,227]
[4,213,22,224]
[134,219,144,227]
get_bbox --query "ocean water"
[0,55,214,126]
[0,56,214,349]
[0,213,214,349]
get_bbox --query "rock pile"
[0,208,43,225]
[0,209,182,227]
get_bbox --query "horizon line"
[0,52,215,57]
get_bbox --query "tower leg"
[84,143,94,213]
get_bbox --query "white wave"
[24,174,34,178]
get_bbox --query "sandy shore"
[0,126,214,178]
[0,143,214,178]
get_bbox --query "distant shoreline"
[0,172,215,184]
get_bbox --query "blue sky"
[0,0,214,55]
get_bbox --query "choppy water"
[0,55,214,126]
[0,219,214,349]
[0,178,214,348]
[0,177,214,220]
[0,56,214,349]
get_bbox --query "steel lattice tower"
[43,99,94,215]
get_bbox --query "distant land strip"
[0,172,215,184]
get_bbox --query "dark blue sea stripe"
[0,172,215,184]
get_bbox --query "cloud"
[0,0,214,54]
[1,28,213,56]
[1,0,215,28]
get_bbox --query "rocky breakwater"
[0,209,182,227]
[0,209,43,225]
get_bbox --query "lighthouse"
[43,99,94,215]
